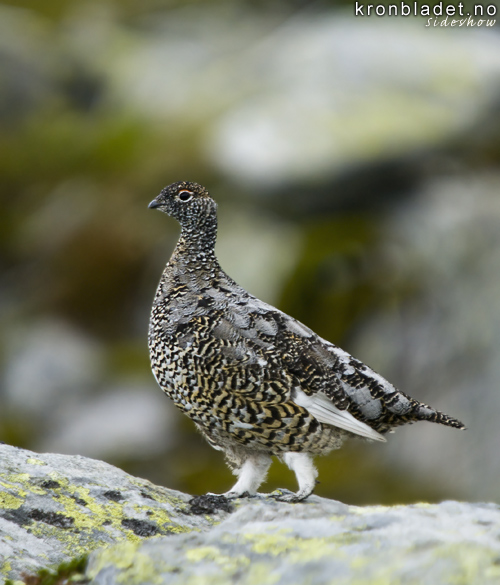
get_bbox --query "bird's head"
[148,181,217,231]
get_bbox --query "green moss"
[19,555,89,585]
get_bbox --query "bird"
[148,180,465,502]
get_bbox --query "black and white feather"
[148,181,465,502]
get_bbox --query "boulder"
[1,444,499,585]
[86,497,500,585]
[0,444,225,583]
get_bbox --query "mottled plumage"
[148,181,465,502]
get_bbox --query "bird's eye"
[178,190,193,202]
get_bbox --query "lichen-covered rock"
[0,445,228,583]
[87,496,500,585]
[2,445,500,585]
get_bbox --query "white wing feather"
[293,389,386,442]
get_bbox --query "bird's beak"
[148,198,161,209]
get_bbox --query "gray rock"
[0,445,226,582]
[87,497,500,585]
[1,445,499,584]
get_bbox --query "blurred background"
[1,0,500,505]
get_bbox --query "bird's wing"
[244,293,415,427]
[198,285,457,436]
[203,292,387,440]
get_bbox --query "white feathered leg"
[223,454,272,498]
[276,452,318,502]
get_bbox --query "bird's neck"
[168,222,220,280]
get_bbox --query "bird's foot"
[222,490,261,500]
[269,488,312,503]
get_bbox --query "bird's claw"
[222,490,261,500]
[269,488,309,503]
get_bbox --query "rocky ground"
[1,444,499,585]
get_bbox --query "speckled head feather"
[149,181,217,233]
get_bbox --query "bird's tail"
[415,404,466,430]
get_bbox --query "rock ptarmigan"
[148,181,465,502]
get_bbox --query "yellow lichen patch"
[350,505,389,515]
[485,564,500,580]
[49,478,193,545]
[434,544,499,585]
[185,546,220,562]
[4,466,198,550]
[132,504,188,536]
[244,563,281,585]
[6,473,31,484]
[131,503,170,524]
[63,495,114,532]
[244,529,293,555]
[37,475,129,538]
[29,522,92,560]
[328,514,347,523]
[8,472,141,551]
[26,458,47,466]
[177,553,281,585]
[5,473,46,496]
[129,478,187,509]
[88,541,141,571]
[186,545,250,572]
[245,530,347,563]
[29,484,48,496]
[0,492,23,510]
[168,523,195,535]
[87,541,167,585]
[0,481,27,501]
